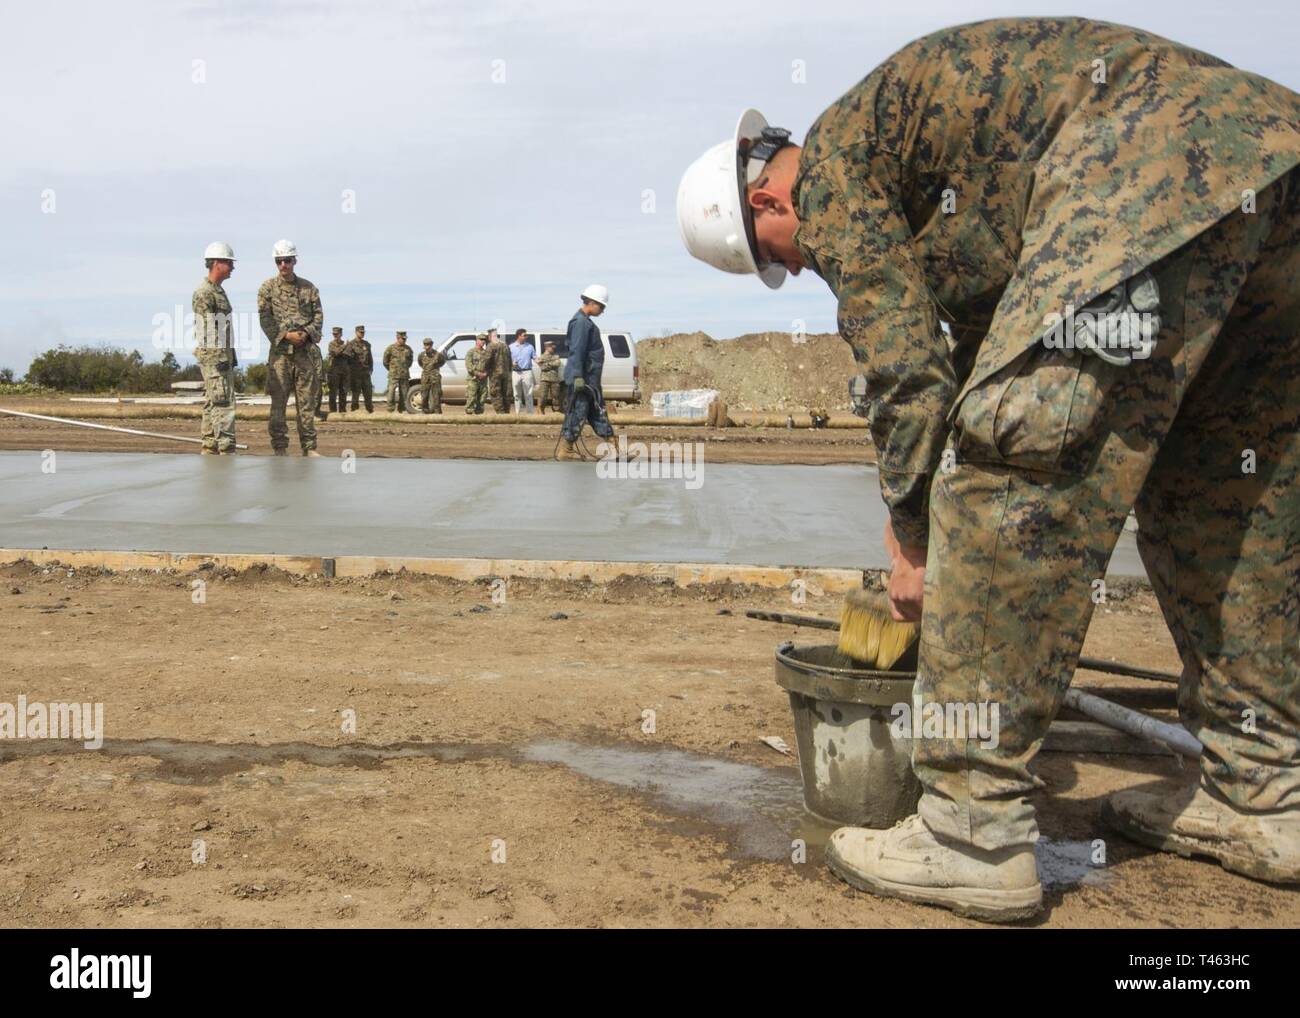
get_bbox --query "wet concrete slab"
[0,451,1146,575]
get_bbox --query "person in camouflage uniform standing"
[486,328,512,413]
[463,332,491,414]
[344,325,374,413]
[192,241,239,454]
[679,17,1300,919]
[418,337,445,414]
[383,331,413,413]
[258,239,324,456]
[324,327,352,414]
[535,340,562,414]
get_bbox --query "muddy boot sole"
[1101,799,1300,885]
[825,844,1042,923]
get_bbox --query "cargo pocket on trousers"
[954,345,1111,476]
[210,368,232,407]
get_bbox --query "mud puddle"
[1,736,1104,884]
[522,739,829,861]
[1,735,824,861]
[1037,838,1111,889]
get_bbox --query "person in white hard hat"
[556,284,614,460]
[257,240,325,456]
[192,242,238,454]
[677,111,805,288]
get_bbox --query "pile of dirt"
[636,331,857,412]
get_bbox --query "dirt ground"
[1,562,1296,929]
[639,330,857,411]
[0,395,870,464]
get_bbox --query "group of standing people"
[323,327,444,415]
[321,325,378,415]
[461,328,563,415]
[193,242,613,456]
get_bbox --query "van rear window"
[608,334,630,358]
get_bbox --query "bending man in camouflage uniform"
[463,333,491,414]
[192,242,238,454]
[535,340,562,414]
[258,240,323,457]
[679,17,1300,919]
[418,337,445,414]
[383,331,413,413]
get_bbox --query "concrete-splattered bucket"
[774,642,921,828]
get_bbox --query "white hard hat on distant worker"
[272,239,298,259]
[676,108,792,289]
[581,283,609,307]
[203,241,236,261]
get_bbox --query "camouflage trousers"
[465,376,488,414]
[537,380,562,413]
[916,171,1300,849]
[327,361,350,413]
[420,377,442,414]
[349,366,373,413]
[386,377,409,413]
[196,348,236,452]
[267,341,322,452]
[490,374,512,413]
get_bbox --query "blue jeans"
[562,381,613,442]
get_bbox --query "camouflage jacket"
[192,278,235,360]
[535,352,561,382]
[487,340,511,376]
[793,17,1300,544]
[327,337,349,364]
[383,343,413,377]
[418,349,446,380]
[257,274,323,348]
[465,346,491,377]
[343,337,373,370]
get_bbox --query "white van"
[405,327,639,410]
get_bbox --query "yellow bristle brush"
[837,589,920,670]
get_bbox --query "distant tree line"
[9,344,262,394]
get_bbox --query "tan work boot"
[304,449,323,458]
[556,439,578,461]
[200,447,218,455]
[1103,782,1300,884]
[826,814,1042,923]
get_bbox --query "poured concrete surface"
[0,451,1146,574]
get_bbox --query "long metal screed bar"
[0,407,251,450]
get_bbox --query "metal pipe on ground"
[1063,688,1201,759]
[0,407,249,450]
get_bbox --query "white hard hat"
[203,241,235,261]
[580,283,609,307]
[676,108,788,289]
[272,239,298,259]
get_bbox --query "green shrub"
[243,363,268,393]
[0,381,50,396]
[25,344,185,394]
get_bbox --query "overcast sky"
[2,0,1298,375]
